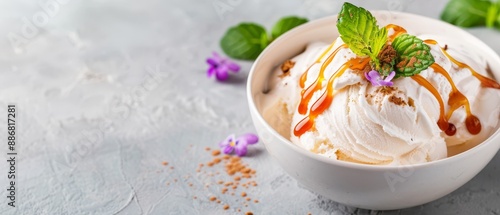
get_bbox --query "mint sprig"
[336,2,435,78]
[336,2,388,70]
[271,16,308,41]
[220,16,308,60]
[441,0,500,29]
[391,34,435,77]
[220,23,269,60]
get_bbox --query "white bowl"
[247,11,500,210]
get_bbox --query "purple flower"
[365,70,396,87]
[206,52,240,81]
[219,133,259,156]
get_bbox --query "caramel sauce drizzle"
[385,24,407,42]
[294,57,370,137]
[292,25,500,137]
[299,41,336,88]
[430,63,481,135]
[410,75,450,132]
[424,39,500,89]
[297,44,348,115]
[423,39,499,135]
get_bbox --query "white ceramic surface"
[247,11,500,210]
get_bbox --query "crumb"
[280,60,295,74]
[223,205,230,210]
[246,197,251,201]
[254,199,259,203]
[218,180,224,184]
[222,187,228,194]
[408,97,415,108]
[205,147,211,151]
[246,212,254,215]
[389,95,407,106]
[209,196,216,201]
[161,161,168,166]
[444,44,448,51]
[217,200,221,203]
[213,158,221,164]
[234,176,241,181]
[212,150,221,156]
[241,192,247,197]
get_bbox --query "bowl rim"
[247,10,500,171]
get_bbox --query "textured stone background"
[0,0,498,214]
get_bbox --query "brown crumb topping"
[408,97,415,108]
[388,95,407,106]
[378,44,397,64]
[280,60,295,74]
[375,86,397,95]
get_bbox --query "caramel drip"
[411,75,450,133]
[299,41,337,88]
[298,44,348,115]
[425,39,500,89]
[294,58,370,137]
[431,63,481,135]
[385,24,407,41]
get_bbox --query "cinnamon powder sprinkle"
[188,146,259,211]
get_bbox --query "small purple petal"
[206,58,218,66]
[207,67,216,77]
[212,52,222,62]
[215,69,229,81]
[365,70,382,86]
[219,134,235,148]
[238,133,258,145]
[385,71,396,81]
[222,145,234,154]
[234,143,248,156]
[226,62,240,72]
[379,81,393,87]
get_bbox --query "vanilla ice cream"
[262,30,500,165]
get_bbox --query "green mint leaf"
[392,34,435,77]
[336,2,387,67]
[220,23,269,60]
[271,16,308,40]
[440,0,491,28]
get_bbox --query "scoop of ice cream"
[262,35,500,165]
